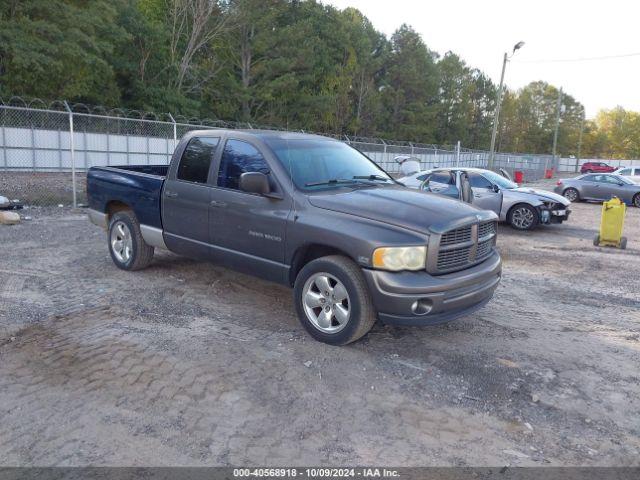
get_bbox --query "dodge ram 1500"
[87,130,501,345]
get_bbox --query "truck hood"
[509,187,570,206]
[307,186,494,234]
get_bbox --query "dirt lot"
[0,180,639,467]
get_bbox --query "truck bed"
[113,165,170,177]
[86,165,168,229]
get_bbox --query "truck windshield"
[265,138,394,190]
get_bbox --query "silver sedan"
[399,167,571,230]
[554,174,640,207]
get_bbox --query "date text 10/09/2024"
[233,468,400,478]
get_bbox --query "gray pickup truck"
[87,130,501,345]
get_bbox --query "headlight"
[372,246,427,271]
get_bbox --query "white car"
[398,168,571,230]
[614,166,640,183]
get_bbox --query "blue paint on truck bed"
[86,165,167,229]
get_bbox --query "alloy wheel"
[564,189,578,202]
[110,221,133,263]
[511,207,535,229]
[302,273,351,334]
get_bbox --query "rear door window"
[177,137,220,183]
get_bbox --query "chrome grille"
[440,225,472,246]
[432,220,497,274]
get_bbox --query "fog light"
[411,299,433,315]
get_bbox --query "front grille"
[476,238,494,260]
[437,245,472,270]
[432,220,496,273]
[478,221,496,239]
[440,225,472,246]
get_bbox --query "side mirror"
[492,184,500,193]
[239,172,271,195]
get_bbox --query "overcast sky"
[324,0,640,118]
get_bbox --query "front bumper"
[362,251,501,326]
[538,203,571,224]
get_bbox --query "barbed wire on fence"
[0,95,600,207]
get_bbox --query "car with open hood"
[398,167,571,230]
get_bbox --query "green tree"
[2,0,637,159]
[380,24,439,142]
[585,107,640,159]
[0,0,126,104]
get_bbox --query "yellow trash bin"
[594,197,627,249]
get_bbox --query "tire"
[293,255,377,345]
[108,210,154,271]
[633,194,640,208]
[563,187,580,203]
[593,235,600,247]
[507,204,540,231]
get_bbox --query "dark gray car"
[555,173,640,207]
[87,130,501,345]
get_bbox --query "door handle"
[210,200,227,208]
[165,191,178,198]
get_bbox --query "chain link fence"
[1,98,563,206]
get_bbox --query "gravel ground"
[0,179,639,467]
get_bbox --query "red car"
[580,161,616,174]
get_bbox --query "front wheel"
[108,210,154,271]
[508,204,540,231]
[293,255,377,345]
[633,194,640,208]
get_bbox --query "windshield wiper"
[352,175,393,182]
[304,178,359,187]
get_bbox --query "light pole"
[576,107,585,172]
[551,87,564,159]
[488,41,525,169]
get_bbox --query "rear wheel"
[508,204,539,231]
[563,187,580,202]
[108,210,154,271]
[294,255,376,345]
[633,193,640,208]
